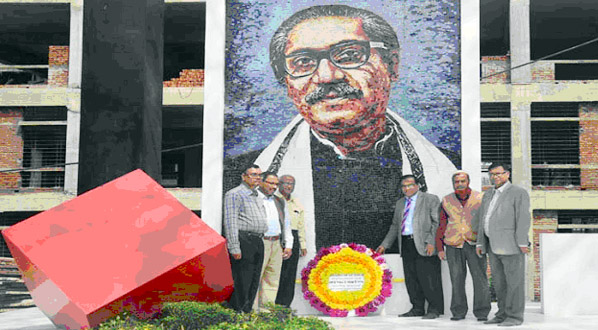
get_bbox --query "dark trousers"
[228,232,264,313]
[445,244,491,318]
[401,236,444,314]
[488,249,526,322]
[275,230,300,307]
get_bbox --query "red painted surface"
[1,169,233,329]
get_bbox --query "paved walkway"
[1,302,597,330]
[316,303,598,330]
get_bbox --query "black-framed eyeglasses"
[284,40,387,78]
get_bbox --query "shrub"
[95,312,163,330]
[95,301,334,330]
[254,303,294,323]
[284,316,334,330]
[160,301,238,330]
[206,318,332,330]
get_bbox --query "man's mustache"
[304,82,364,105]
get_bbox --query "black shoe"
[422,312,439,319]
[498,318,523,327]
[484,317,505,324]
[399,309,425,317]
[450,316,465,321]
[477,317,488,321]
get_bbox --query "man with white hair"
[436,171,491,322]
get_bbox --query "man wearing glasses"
[223,164,267,313]
[475,162,531,327]
[376,175,443,319]
[275,175,307,308]
[253,172,293,311]
[253,5,456,252]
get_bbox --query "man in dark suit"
[377,174,443,319]
[475,162,531,327]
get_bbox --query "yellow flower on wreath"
[307,247,384,310]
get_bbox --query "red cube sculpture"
[1,169,233,329]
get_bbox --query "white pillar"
[201,0,225,233]
[64,0,83,195]
[510,0,531,84]
[462,0,481,190]
[509,0,534,301]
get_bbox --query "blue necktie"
[402,197,412,234]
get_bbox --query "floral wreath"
[301,243,392,317]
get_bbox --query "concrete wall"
[541,233,598,315]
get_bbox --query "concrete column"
[78,0,163,194]
[64,0,83,195]
[509,0,534,301]
[202,0,225,232]
[461,0,481,190]
[510,98,531,188]
[510,0,531,84]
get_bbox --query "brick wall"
[0,109,23,189]
[532,210,558,301]
[48,46,69,87]
[481,56,510,84]
[163,69,204,87]
[531,62,555,82]
[580,103,598,189]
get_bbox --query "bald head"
[279,175,296,199]
[452,171,470,192]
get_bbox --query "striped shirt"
[223,183,268,254]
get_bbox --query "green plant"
[95,312,163,330]
[95,301,334,330]
[253,303,294,324]
[283,316,334,330]
[160,301,238,330]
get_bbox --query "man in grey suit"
[475,162,531,327]
[377,175,443,319]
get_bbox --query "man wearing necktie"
[377,174,443,319]
[475,163,530,327]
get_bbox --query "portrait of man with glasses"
[224,3,460,254]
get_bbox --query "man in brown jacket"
[436,171,491,321]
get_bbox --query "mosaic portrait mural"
[223,0,461,255]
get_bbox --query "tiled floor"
[1,302,597,330]
[315,303,598,330]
